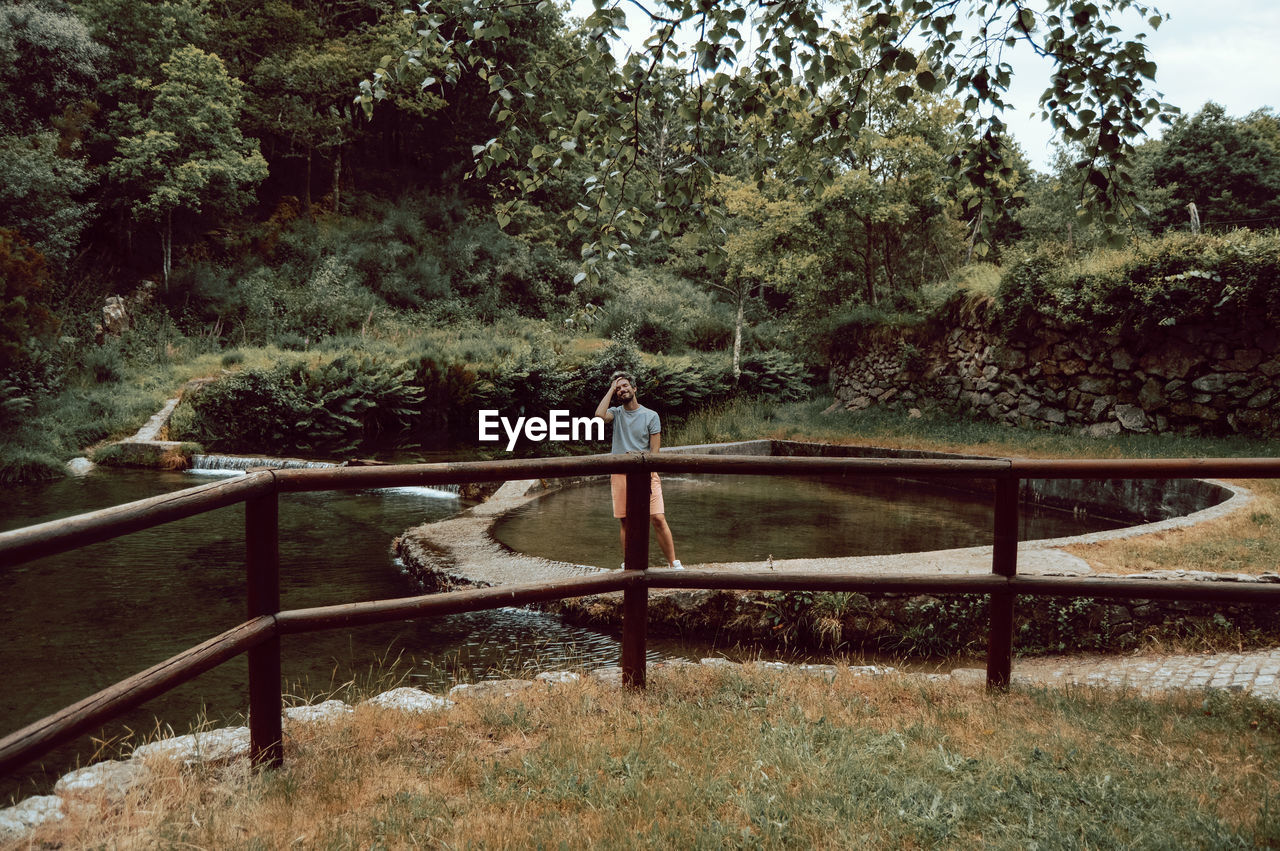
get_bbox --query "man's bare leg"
[618,515,679,566]
[651,514,677,566]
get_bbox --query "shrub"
[180,356,423,455]
[0,447,65,485]
[996,230,1280,336]
[76,341,127,383]
[642,355,733,417]
[409,352,478,447]
[597,270,727,354]
[738,350,814,402]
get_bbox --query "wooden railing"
[3,452,1280,779]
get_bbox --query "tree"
[365,0,1177,277]
[0,0,104,136]
[0,229,60,372]
[75,0,209,100]
[0,132,95,268]
[1136,103,1280,233]
[250,40,367,210]
[107,46,267,287]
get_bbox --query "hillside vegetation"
[3,1,1279,481]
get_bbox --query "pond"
[0,467,703,801]
[492,473,1127,567]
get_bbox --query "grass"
[25,664,1280,848]
[1065,478,1280,576]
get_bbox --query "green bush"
[996,230,1280,336]
[738,350,814,402]
[408,351,478,447]
[597,270,729,354]
[0,446,65,485]
[180,356,424,455]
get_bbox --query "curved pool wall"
[397,438,1252,590]
[394,439,1276,655]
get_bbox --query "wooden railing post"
[246,488,283,768]
[621,464,651,688]
[986,476,1019,691]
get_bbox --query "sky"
[569,0,1280,172]
[1003,0,1280,170]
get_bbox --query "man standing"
[593,371,683,569]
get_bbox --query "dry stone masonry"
[830,299,1280,436]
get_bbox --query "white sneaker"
[670,560,684,570]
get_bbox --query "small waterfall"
[191,454,336,472]
[188,454,460,497]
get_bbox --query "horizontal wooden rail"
[648,569,1280,603]
[641,454,1012,478]
[0,616,277,778]
[272,453,647,492]
[1007,575,1280,602]
[0,472,275,566]
[1007,457,1280,479]
[649,569,1010,595]
[275,572,638,634]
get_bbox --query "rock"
[100,295,130,337]
[0,795,63,841]
[367,687,453,713]
[1137,378,1166,409]
[535,671,581,686]
[448,679,535,700]
[1219,349,1263,371]
[1114,404,1149,432]
[1077,377,1110,395]
[1059,358,1087,376]
[1110,349,1135,371]
[907,408,923,419]
[949,668,986,685]
[994,348,1026,370]
[1084,422,1122,438]
[1088,395,1113,422]
[1246,387,1277,409]
[132,727,250,765]
[1142,343,1202,379]
[1190,373,1230,393]
[285,699,354,724]
[66,457,95,476]
[54,759,150,803]
[588,666,624,687]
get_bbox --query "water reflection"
[493,474,1125,567]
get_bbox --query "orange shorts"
[611,472,664,518]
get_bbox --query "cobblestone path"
[1009,648,1280,700]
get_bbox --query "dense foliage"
[0,0,1276,481]
[996,230,1280,336]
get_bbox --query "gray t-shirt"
[608,404,661,454]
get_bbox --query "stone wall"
[829,299,1280,436]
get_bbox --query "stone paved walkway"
[1007,648,1280,700]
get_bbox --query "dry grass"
[1064,478,1280,576]
[20,665,1280,849]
